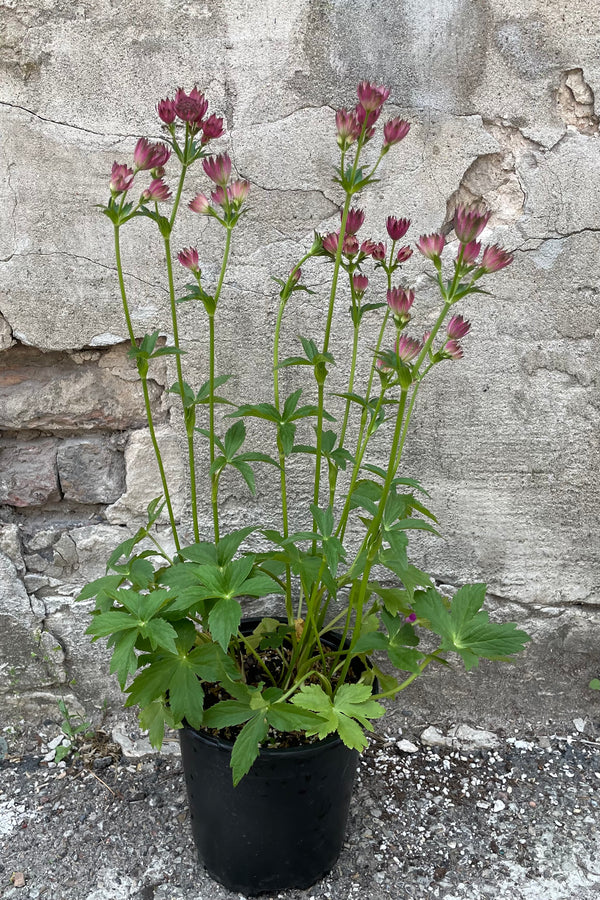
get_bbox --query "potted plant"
[80,82,530,893]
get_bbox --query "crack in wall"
[0,100,138,141]
[556,69,599,136]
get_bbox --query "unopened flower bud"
[110,161,134,195]
[383,117,411,148]
[177,247,200,273]
[141,178,172,202]
[189,193,210,214]
[352,273,369,298]
[386,216,410,241]
[446,315,471,340]
[461,240,481,266]
[201,114,225,144]
[157,97,177,125]
[396,334,422,363]
[344,207,365,235]
[416,232,445,262]
[454,203,490,243]
[396,246,413,264]
[203,153,232,187]
[387,287,414,327]
[479,244,514,273]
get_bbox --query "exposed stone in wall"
[0,344,166,432]
[556,68,599,135]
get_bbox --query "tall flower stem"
[114,224,180,550]
[164,236,200,543]
[208,225,233,544]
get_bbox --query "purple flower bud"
[396,334,422,363]
[357,81,390,112]
[416,233,445,262]
[203,153,232,187]
[227,179,250,208]
[446,315,471,340]
[396,246,413,264]
[386,216,410,241]
[141,178,172,202]
[352,273,369,298]
[387,287,414,326]
[189,193,210,214]
[201,114,225,144]
[322,232,340,256]
[442,339,464,360]
[383,117,411,147]
[110,162,134,195]
[454,203,490,243]
[133,137,171,172]
[344,207,365,235]
[157,97,177,125]
[479,244,514,273]
[461,240,481,266]
[335,108,361,150]
[177,247,200,273]
[405,612,417,623]
[210,186,228,208]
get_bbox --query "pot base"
[180,725,358,894]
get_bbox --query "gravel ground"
[1,714,599,900]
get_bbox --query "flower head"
[177,247,200,273]
[386,216,410,241]
[344,207,365,235]
[335,108,361,150]
[352,273,369,298]
[174,87,208,129]
[387,287,414,326]
[133,137,171,172]
[396,245,413,264]
[405,612,417,623]
[461,240,481,266]
[454,203,491,243]
[383,117,411,148]
[322,232,340,256]
[157,97,177,125]
[189,193,210,214]
[227,179,250,209]
[110,162,134,195]
[360,239,386,261]
[203,153,232,187]
[396,334,422,364]
[416,232,445,262]
[480,244,514,273]
[446,314,471,340]
[141,178,172,202]
[357,81,390,112]
[442,339,464,360]
[210,186,228,208]
[201,114,225,144]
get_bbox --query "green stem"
[164,237,200,543]
[208,313,219,544]
[114,224,180,550]
[311,380,325,546]
[140,372,181,551]
[374,653,438,698]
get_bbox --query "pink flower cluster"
[157,87,225,143]
[415,204,513,274]
[189,153,250,216]
[335,81,410,149]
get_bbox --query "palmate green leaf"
[109,628,139,688]
[412,584,530,671]
[231,713,270,786]
[85,610,138,639]
[187,642,241,682]
[141,617,179,654]
[291,683,385,750]
[139,700,169,748]
[168,663,204,729]
[208,597,242,651]
[77,574,124,603]
[202,699,254,729]
[266,703,323,733]
[125,656,179,707]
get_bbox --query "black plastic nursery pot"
[179,619,361,894]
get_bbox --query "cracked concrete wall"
[1,0,599,723]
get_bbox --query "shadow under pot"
[179,618,362,895]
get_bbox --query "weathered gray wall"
[1,0,599,723]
